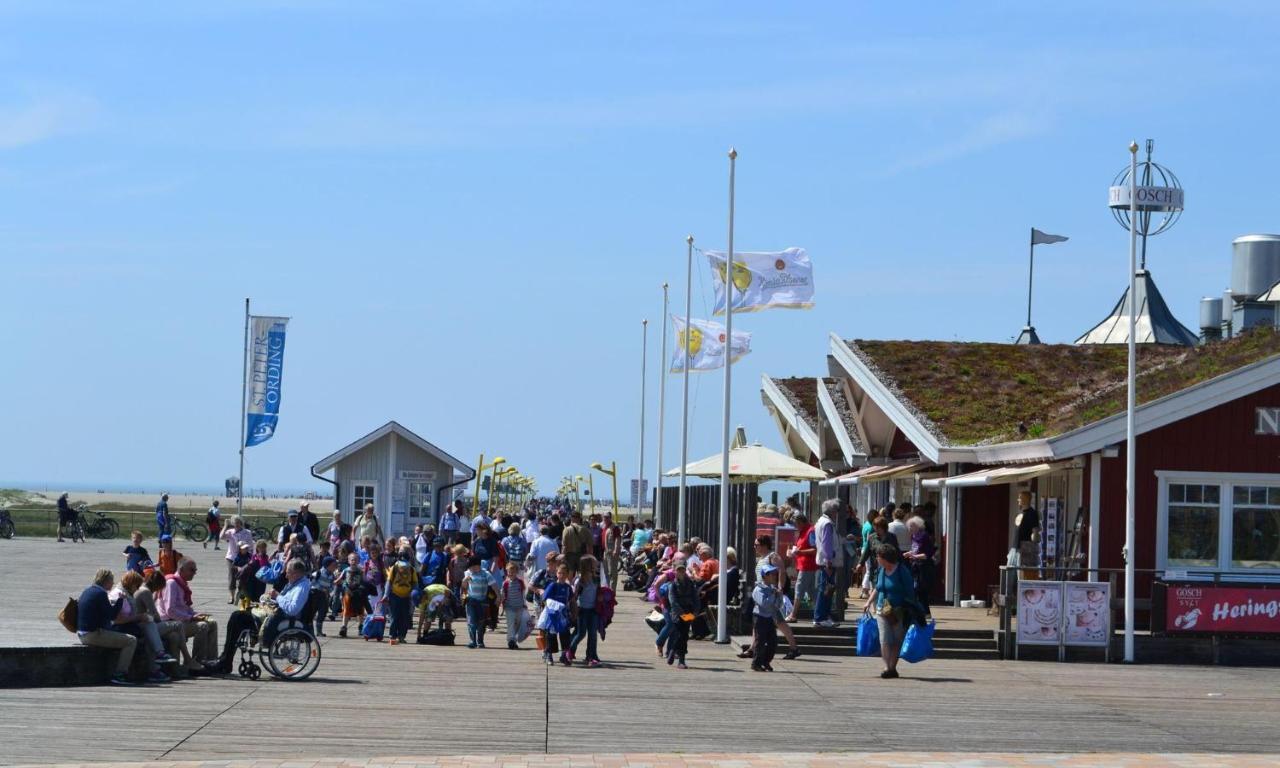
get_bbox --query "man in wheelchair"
[211,558,314,674]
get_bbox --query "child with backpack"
[501,561,528,650]
[385,546,418,644]
[338,553,366,638]
[461,556,494,649]
[568,555,602,667]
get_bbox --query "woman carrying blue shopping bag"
[861,543,926,679]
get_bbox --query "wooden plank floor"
[2,537,1279,764]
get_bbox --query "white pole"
[637,319,648,520]
[237,298,249,518]
[1124,140,1139,663]
[678,235,693,543]
[656,284,669,526]
[716,147,737,644]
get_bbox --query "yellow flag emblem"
[678,325,703,357]
[715,259,753,292]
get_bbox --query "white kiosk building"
[311,421,473,538]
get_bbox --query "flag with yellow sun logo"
[669,315,752,373]
[706,247,814,315]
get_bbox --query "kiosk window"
[1166,483,1219,568]
[1231,485,1280,570]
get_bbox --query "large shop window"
[1159,473,1280,578]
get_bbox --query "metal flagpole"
[1124,141,1138,663]
[237,298,249,518]
[656,284,669,526]
[716,148,737,644]
[637,319,648,520]
[678,235,693,543]
[1026,228,1035,328]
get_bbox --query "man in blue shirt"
[262,559,311,648]
[77,568,136,685]
[155,494,171,538]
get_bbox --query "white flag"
[706,247,814,315]
[1031,229,1068,245]
[669,315,751,373]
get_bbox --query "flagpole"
[1124,140,1138,663]
[1026,228,1035,329]
[678,235,693,543]
[656,284,669,526]
[716,147,737,644]
[637,318,648,520]
[237,297,249,518]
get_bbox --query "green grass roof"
[845,326,1280,446]
[770,376,820,432]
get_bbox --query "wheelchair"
[233,600,323,681]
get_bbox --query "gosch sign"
[1167,585,1280,634]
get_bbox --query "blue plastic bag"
[255,560,283,584]
[899,620,936,663]
[856,614,880,657]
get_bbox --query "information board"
[1016,580,1063,646]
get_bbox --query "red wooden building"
[762,327,1280,619]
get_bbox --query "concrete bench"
[0,643,150,687]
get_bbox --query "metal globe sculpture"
[1108,139,1184,269]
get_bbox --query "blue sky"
[2,2,1278,496]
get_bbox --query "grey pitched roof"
[1075,269,1199,346]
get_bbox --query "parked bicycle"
[173,513,210,543]
[74,504,120,539]
[0,506,15,539]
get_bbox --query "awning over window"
[921,461,1075,489]
[820,460,935,487]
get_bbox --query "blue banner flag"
[245,315,288,447]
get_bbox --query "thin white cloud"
[885,110,1048,175]
[0,93,96,149]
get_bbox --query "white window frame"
[406,479,435,520]
[352,481,378,518]
[1155,470,1280,583]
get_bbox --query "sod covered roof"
[842,326,1280,446]
[769,376,820,432]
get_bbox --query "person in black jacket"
[77,569,136,685]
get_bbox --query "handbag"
[57,597,79,633]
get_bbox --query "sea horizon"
[1,480,330,499]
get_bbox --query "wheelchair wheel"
[264,627,321,681]
[249,663,261,680]
[238,661,251,678]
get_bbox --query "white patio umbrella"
[664,442,826,483]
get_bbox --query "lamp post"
[590,461,619,520]
[473,455,506,517]
[574,475,585,519]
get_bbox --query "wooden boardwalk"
[2,537,1279,764]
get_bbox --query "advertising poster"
[1063,582,1110,646]
[1167,585,1280,634]
[1017,580,1063,645]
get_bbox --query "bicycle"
[173,513,210,543]
[75,505,120,539]
[0,506,14,539]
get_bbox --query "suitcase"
[361,614,386,641]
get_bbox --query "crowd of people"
[68,492,940,685]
